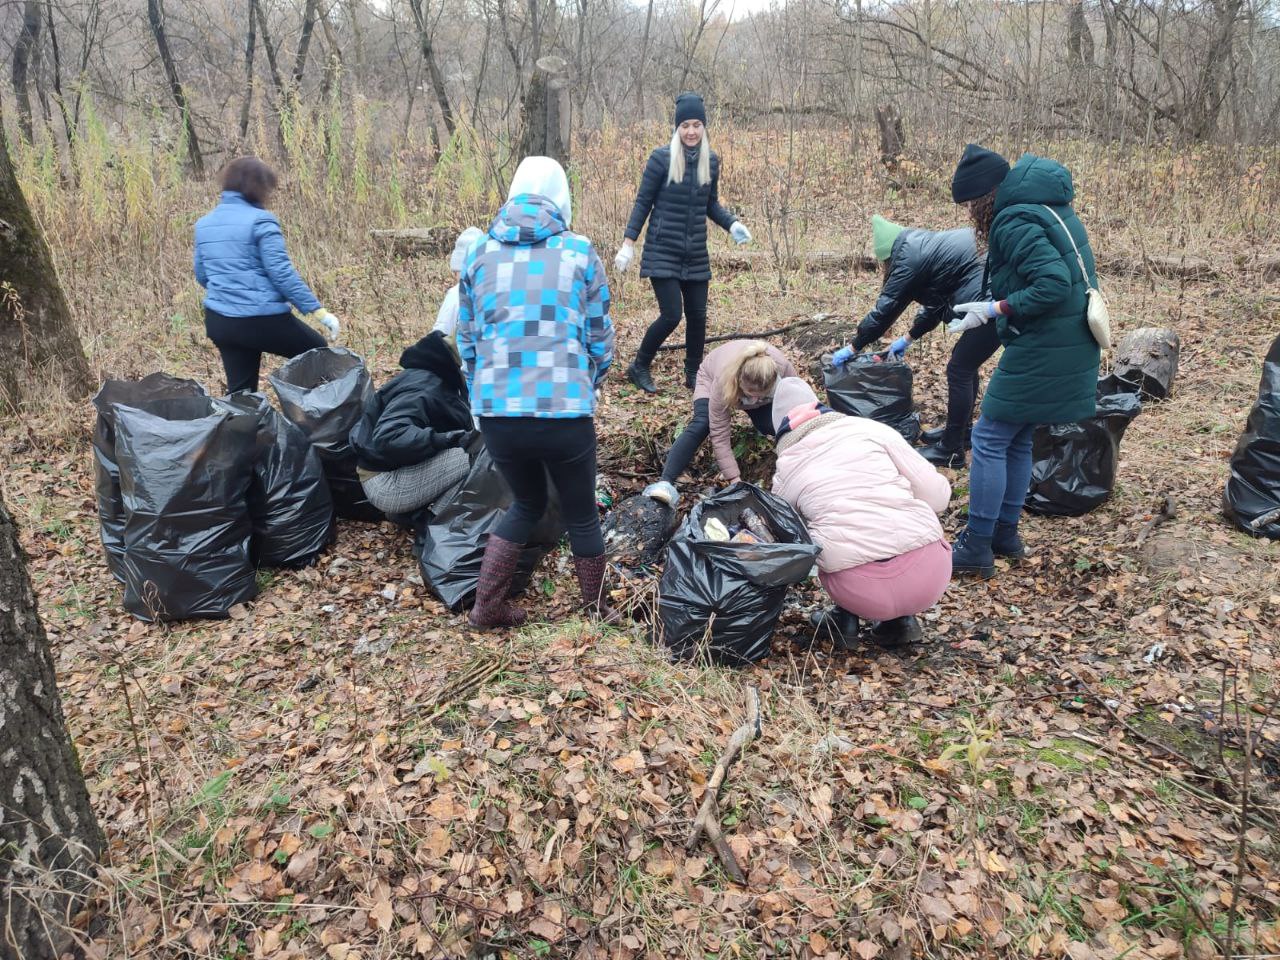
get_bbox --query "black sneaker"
[864,615,923,647]
[627,361,657,394]
[809,607,861,651]
[920,442,967,469]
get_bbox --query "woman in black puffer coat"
[616,92,752,394]
[348,331,474,523]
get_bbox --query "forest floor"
[3,135,1280,959]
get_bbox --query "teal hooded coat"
[982,155,1101,425]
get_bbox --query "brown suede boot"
[573,553,617,621]
[469,535,528,629]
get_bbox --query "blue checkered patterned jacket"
[457,194,614,418]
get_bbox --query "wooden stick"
[656,314,837,352]
[1134,495,1177,547]
[685,685,761,884]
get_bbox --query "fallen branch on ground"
[686,685,762,885]
[1135,495,1177,547]
[657,314,839,352]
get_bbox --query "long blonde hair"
[720,341,779,408]
[668,130,712,187]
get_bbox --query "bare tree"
[146,0,204,173]
[0,432,104,960]
[11,1,43,143]
[238,0,257,143]
[408,0,457,136]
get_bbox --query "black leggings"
[481,416,604,557]
[661,398,775,482]
[636,278,709,370]
[943,321,1002,445]
[205,307,326,394]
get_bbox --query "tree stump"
[1114,327,1180,400]
[519,56,570,166]
[875,103,905,166]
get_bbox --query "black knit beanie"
[674,92,707,127]
[951,143,1010,203]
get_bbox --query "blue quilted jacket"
[457,194,613,419]
[194,191,322,317]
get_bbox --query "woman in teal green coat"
[947,145,1102,577]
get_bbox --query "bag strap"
[1040,204,1094,289]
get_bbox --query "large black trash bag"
[1223,334,1280,539]
[92,373,208,581]
[215,392,336,568]
[1025,380,1142,517]
[822,353,921,442]
[113,397,259,621]
[268,347,383,522]
[413,442,565,611]
[658,482,819,666]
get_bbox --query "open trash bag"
[658,482,819,666]
[93,373,208,581]
[215,392,335,568]
[1025,380,1142,517]
[1223,333,1280,539]
[822,353,921,443]
[268,347,383,523]
[413,442,564,611]
[113,396,259,621]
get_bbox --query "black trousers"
[205,307,326,394]
[661,398,775,482]
[943,321,1002,446]
[636,278,710,372]
[481,416,604,558]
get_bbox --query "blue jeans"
[967,415,1036,537]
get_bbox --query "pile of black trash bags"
[1223,332,1280,539]
[94,347,570,622]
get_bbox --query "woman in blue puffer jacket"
[616,93,752,394]
[194,156,339,392]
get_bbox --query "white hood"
[507,156,572,227]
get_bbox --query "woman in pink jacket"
[644,341,797,505]
[770,378,953,648]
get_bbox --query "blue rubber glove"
[888,335,911,359]
[832,345,855,367]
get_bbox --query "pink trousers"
[819,539,952,622]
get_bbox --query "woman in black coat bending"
[616,92,752,395]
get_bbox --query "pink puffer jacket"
[694,343,797,480]
[772,415,951,572]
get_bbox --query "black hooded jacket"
[349,332,472,472]
[852,227,986,351]
[623,144,737,282]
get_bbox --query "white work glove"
[954,300,1001,320]
[730,222,752,245]
[315,311,340,340]
[947,311,987,334]
[614,244,634,272]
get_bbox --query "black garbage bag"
[113,397,259,621]
[1025,380,1143,517]
[215,392,336,568]
[413,442,565,611]
[92,373,208,581]
[658,482,819,666]
[822,353,921,442]
[1223,334,1280,539]
[268,347,383,523]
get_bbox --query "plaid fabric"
[457,195,613,418]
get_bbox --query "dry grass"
[3,115,1280,958]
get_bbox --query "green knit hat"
[871,215,905,261]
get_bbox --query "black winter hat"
[674,92,707,127]
[951,143,1010,203]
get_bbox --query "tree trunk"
[0,486,105,960]
[252,0,286,97]
[45,3,79,174]
[146,0,204,174]
[634,0,654,120]
[11,1,42,143]
[518,56,570,166]
[874,102,904,164]
[1113,326,1180,400]
[408,0,456,136]
[0,97,91,406]
[239,0,258,144]
[292,0,320,91]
